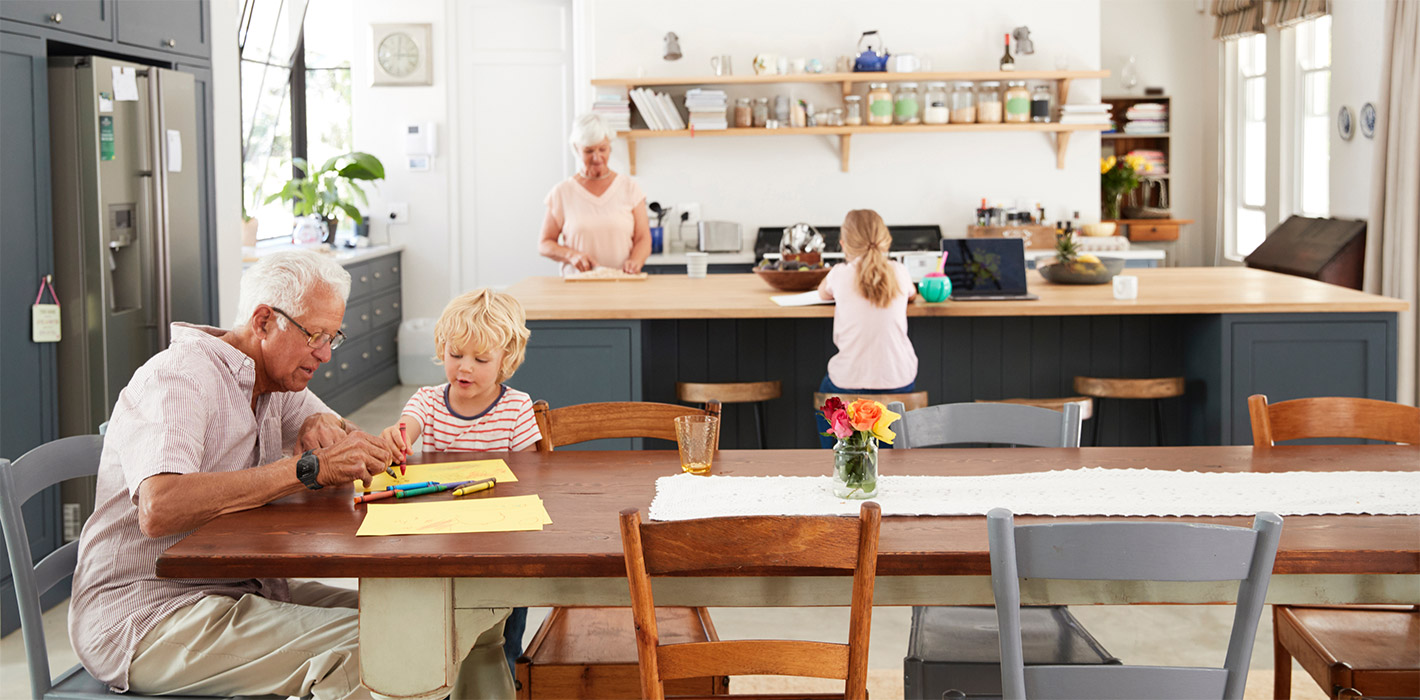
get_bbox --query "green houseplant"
[265,151,385,241]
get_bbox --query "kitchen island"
[505,268,1406,448]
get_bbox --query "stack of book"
[591,93,631,133]
[1126,148,1168,175]
[1059,103,1112,125]
[683,89,728,130]
[628,88,685,131]
[1122,103,1168,134]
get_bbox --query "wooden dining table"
[158,446,1420,699]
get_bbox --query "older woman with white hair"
[538,112,651,275]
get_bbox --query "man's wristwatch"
[296,450,323,490]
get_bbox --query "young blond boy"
[382,289,541,453]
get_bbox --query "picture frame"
[371,23,432,86]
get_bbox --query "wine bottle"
[999,33,1015,71]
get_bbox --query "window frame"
[1225,33,1269,261]
[1287,16,1332,219]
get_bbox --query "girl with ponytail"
[814,209,918,447]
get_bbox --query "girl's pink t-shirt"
[823,260,918,390]
[544,173,646,276]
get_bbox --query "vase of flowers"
[819,397,900,499]
[1100,154,1150,220]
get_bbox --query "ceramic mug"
[918,274,951,303]
[890,53,921,72]
[753,54,779,75]
[790,58,807,74]
[710,55,732,76]
[1113,275,1139,300]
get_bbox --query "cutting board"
[563,270,650,281]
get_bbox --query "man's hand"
[299,413,351,453]
[313,431,402,488]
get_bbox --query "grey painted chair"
[990,507,1283,700]
[894,401,1113,700]
[0,436,273,700]
[888,401,1082,449]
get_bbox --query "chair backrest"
[620,502,881,700]
[532,400,721,452]
[989,507,1282,700]
[888,401,1081,448]
[1247,394,1420,446]
[814,391,929,413]
[0,435,105,700]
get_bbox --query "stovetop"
[753,225,943,258]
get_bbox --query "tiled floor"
[1,384,1329,699]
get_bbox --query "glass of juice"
[674,415,718,475]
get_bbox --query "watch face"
[378,32,420,77]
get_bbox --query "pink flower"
[828,409,854,440]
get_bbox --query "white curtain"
[1364,0,1420,406]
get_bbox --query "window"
[1293,16,1331,218]
[1234,33,1268,258]
[240,0,353,242]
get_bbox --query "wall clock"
[371,23,432,86]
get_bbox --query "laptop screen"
[939,238,1031,297]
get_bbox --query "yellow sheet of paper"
[356,495,553,536]
[357,459,518,493]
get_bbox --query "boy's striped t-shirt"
[402,384,542,452]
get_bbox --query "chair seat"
[1073,376,1184,399]
[1276,605,1420,698]
[47,663,285,700]
[813,391,929,412]
[677,381,782,404]
[905,605,1119,698]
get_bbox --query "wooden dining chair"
[619,502,882,700]
[991,507,1283,700]
[1248,394,1420,699]
[519,399,723,699]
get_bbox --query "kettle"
[854,30,889,72]
[780,222,826,256]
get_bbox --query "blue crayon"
[386,481,437,491]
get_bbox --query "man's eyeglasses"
[270,306,346,350]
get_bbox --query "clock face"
[378,32,420,77]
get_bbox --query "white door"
[454,0,574,288]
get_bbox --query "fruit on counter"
[757,259,828,271]
[1050,230,1104,271]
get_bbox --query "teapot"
[780,222,826,256]
[854,30,889,72]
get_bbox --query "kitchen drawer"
[370,290,401,329]
[369,255,401,295]
[115,0,208,58]
[1127,223,1179,242]
[346,262,376,301]
[309,358,342,397]
[369,325,398,368]
[337,337,373,384]
[1,1,113,41]
[342,300,373,341]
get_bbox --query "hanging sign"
[32,276,61,343]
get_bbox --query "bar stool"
[813,391,930,412]
[976,396,1094,422]
[1073,376,1185,446]
[677,380,782,449]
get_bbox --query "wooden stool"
[1273,605,1420,700]
[813,391,930,412]
[677,381,782,449]
[976,396,1094,422]
[1073,376,1184,446]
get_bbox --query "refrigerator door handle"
[145,69,172,347]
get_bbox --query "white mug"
[686,252,709,279]
[790,58,807,74]
[1113,275,1139,300]
[711,55,732,76]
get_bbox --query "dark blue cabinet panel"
[116,0,207,58]
[521,322,641,450]
[1,0,112,40]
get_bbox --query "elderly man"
[68,251,512,700]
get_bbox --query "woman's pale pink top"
[544,173,646,276]
[823,260,918,390]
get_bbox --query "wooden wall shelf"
[597,70,1110,173]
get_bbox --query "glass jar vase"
[752,97,770,127]
[866,83,893,126]
[843,95,863,125]
[1004,80,1031,123]
[976,81,1003,123]
[832,438,879,499]
[922,81,949,124]
[893,82,921,125]
[950,82,976,123]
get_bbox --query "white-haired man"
[68,250,512,699]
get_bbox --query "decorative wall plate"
[1337,105,1354,141]
[1360,103,1377,139]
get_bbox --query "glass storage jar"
[733,97,753,128]
[1004,80,1031,123]
[976,81,1003,123]
[843,95,863,125]
[950,82,976,123]
[922,82,949,124]
[866,83,893,125]
[893,82,921,124]
[752,97,769,127]
[1031,84,1052,122]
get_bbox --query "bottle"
[1036,203,1046,224]
[999,33,1015,72]
[1073,211,1082,230]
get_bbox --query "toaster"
[697,221,742,252]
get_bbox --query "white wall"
[1100,0,1219,267]
[212,0,242,325]
[1329,0,1386,219]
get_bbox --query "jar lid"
[869,82,889,89]
[953,82,975,89]
[897,82,919,88]
[736,97,752,104]
[1007,80,1027,87]
[843,94,862,101]
[755,96,769,103]
[979,81,1000,87]
[926,81,948,88]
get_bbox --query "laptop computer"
[939,238,1039,301]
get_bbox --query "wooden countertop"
[506,268,1408,320]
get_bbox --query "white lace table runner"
[648,468,1420,520]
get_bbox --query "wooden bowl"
[1037,256,1126,285]
[754,267,831,292]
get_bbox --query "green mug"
[918,274,951,303]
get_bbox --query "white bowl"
[1080,222,1118,237]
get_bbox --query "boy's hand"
[380,423,409,461]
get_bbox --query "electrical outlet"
[387,202,409,224]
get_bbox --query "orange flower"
[848,399,883,432]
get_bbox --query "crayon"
[399,424,409,475]
[392,479,482,500]
[452,478,496,497]
[354,490,399,505]
[385,481,436,491]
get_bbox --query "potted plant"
[1099,154,1149,221]
[265,152,385,242]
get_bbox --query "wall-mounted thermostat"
[406,122,436,156]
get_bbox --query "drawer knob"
[392,302,399,309]
[360,275,368,283]
[376,345,384,352]
[324,370,334,379]
[164,39,176,48]
[48,12,63,23]
[362,352,370,360]
[340,362,349,370]
[361,314,369,321]
[374,308,382,315]
[374,272,382,279]
[392,266,399,273]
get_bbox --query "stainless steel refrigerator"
[48,56,204,439]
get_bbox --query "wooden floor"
[731,668,1329,699]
